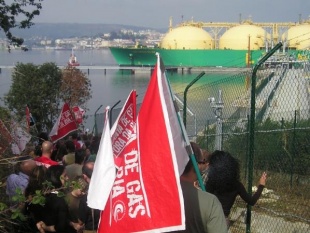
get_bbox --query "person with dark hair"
[36,165,75,233]
[205,150,267,227]
[72,132,83,150]
[62,140,76,166]
[77,161,100,233]
[86,136,100,162]
[51,140,68,163]
[65,149,86,181]
[66,176,87,229]
[24,165,47,232]
[172,142,227,233]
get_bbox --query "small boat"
[68,49,80,66]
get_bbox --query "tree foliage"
[4,63,92,133]
[4,62,62,132]
[0,0,43,49]
[60,66,92,109]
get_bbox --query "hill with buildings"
[6,23,166,40]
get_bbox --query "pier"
[0,65,248,75]
[0,65,175,75]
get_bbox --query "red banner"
[97,56,186,232]
[111,90,137,168]
[49,103,77,142]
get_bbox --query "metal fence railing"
[89,56,310,232]
[179,60,310,232]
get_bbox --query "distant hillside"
[3,23,167,39]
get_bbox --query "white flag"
[11,121,31,155]
[87,106,116,210]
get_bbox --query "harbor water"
[0,49,222,130]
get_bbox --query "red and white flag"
[49,103,77,142]
[97,54,188,232]
[111,90,137,168]
[26,105,35,132]
[72,106,85,124]
[87,106,116,210]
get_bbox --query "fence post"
[183,72,205,127]
[291,110,297,187]
[109,100,121,129]
[94,104,103,136]
[209,90,224,150]
[246,42,283,233]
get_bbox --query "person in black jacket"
[205,150,267,227]
[36,165,76,233]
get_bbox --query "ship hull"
[109,47,265,67]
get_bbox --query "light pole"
[209,90,224,150]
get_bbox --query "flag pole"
[158,54,206,191]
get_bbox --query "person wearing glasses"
[171,142,227,233]
[205,150,267,228]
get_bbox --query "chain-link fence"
[179,61,310,232]
[88,103,143,135]
[89,57,310,232]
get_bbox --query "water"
[0,49,199,130]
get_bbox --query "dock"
[0,65,248,75]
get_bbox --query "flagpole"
[163,62,206,191]
[109,100,121,128]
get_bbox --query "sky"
[35,0,310,29]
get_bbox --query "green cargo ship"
[109,47,263,67]
[109,19,310,68]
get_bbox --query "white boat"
[68,49,80,66]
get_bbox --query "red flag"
[98,90,145,232]
[111,90,137,168]
[72,106,85,124]
[87,107,116,210]
[49,103,77,142]
[98,55,187,232]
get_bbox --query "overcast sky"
[36,0,310,29]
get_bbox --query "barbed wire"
[203,126,310,137]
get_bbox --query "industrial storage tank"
[284,23,310,50]
[160,25,213,50]
[219,24,269,50]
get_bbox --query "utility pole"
[209,90,224,150]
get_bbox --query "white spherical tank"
[219,24,269,50]
[160,26,213,49]
[284,24,310,50]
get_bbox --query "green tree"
[4,63,92,133]
[4,62,62,132]
[0,0,43,49]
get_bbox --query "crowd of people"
[6,132,101,233]
[6,132,267,233]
